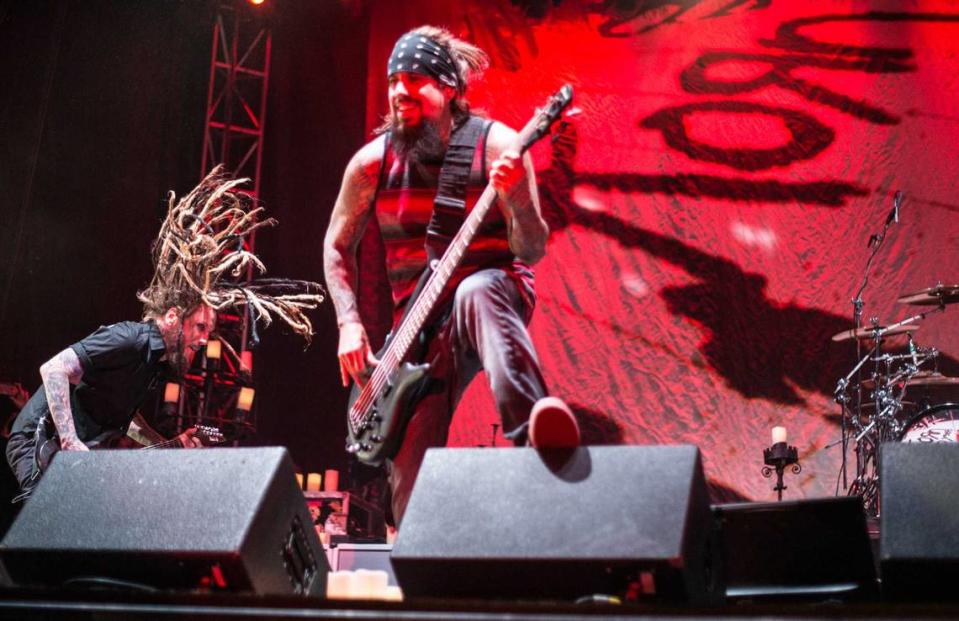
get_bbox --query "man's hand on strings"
[490,150,526,204]
[337,321,379,387]
[177,427,205,449]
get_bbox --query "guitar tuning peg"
[564,107,582,118]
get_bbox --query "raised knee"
[453,271,503,309]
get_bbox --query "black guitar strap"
[393,115,491,336]
[425,115,491,263]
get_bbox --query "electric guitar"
[34,415,225,473]
[345,85,574,465]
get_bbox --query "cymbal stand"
[844,333,885,517]
[843,191,902,513]
[843,336,939,517]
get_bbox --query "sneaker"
[529,396,580,448]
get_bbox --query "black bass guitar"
[34,415,225,473]
[345,85,574,465]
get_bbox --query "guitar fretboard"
[349,184,500,431]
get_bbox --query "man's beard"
[166,327,194,377]
[390,116,445,161]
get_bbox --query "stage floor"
[2,588,959,621]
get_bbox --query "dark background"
[0,1,369,482]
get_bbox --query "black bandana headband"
[387,32,459,90]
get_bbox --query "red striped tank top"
[373,118,534,324]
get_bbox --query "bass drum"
[899,403,959,443]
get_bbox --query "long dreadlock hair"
[137,166,324,344]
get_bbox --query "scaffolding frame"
[201,3,272,194]
[168,2,273,440]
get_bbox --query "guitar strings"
[349,186,497,431]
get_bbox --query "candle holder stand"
[762,442,801,501]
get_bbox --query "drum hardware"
[832,191,955,520]
[870,352,929,363]
[833,304,955,520]
[854,419,878,444]
[859,345,939,390]
[897,283,959,306]
[834,191,909,518]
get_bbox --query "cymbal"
[850,396,918,409]
[898,284,959,306]
[831,324,919,342]
[902,372,959,387]
[863,372,959,390]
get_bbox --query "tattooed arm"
[487,122,549,265]
[323,138,383,388]
[39,348,88,451]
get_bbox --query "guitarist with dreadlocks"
[6,169,324,503]
[324,26,579,526]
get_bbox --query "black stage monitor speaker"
[711,497,877,602]
[880,442,959,601]
[0,447,327,596]
[391,445,714,602]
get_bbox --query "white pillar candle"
[206,339,222,360]
[306,472,322,492]
[323,469,339,492]
[163,382,180,404]
[772,426,788,445]
[354,569,388,599]
[240,350,253,372]
[326,571,354,599]
[237,387,255,411]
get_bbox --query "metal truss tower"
[201,2,272,194]
[166,2,273,442]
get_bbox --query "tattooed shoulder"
[352,135,386,192]
[41,348,84,384]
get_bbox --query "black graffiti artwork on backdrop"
[589,0,773,36]
[680,51,902,126]
[641,12,959,175]
[575,171,864,207]
[550,116,862,207]
[759,12,959,58]
[641,101,834,172]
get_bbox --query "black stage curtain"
[0,0,370,521]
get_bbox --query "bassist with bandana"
[324,26,580,526]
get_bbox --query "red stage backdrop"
[357,1,959,502]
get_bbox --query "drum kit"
[832,282,959,518]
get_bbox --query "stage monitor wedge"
[391,445,715,603]
[0,447,327,597]
[711,496,877,602]
[881,442,959,601]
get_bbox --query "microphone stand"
[844,191,902,495]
